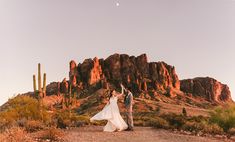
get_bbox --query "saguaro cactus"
[33,63,47,98]
[33,75,37,93]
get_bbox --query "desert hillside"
[0,53,234,142]
[38,53,233,112]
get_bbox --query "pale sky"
[0,0,234,105]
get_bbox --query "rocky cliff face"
[45,53,232,105]
[180,77,232,103]
[67,53,180,95]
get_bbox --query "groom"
[123,85,134,131]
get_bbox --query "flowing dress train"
[90,96,128,132]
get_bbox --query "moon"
[116,2,120,7]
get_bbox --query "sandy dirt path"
[62,126,230,142]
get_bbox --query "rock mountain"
[45,53,232,106]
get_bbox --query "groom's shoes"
[125,128,134,131]
[124,128,130,131]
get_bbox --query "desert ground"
[62,126,231,142]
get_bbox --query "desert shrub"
[182,121,205,133]
[71,115,91,127]
[37,127,63,141]
[161,113,186,129]
[155,107,161,115]
[0,117,15,132]
[53,110,91,128]
[25,120,45,132]
[0,95,50,131]
[146,117,169,129]
[91,120,107,126]
[133,114,145,126]
[182,107,187,117]
[203,123,223,135]
[134,112,224,135]
[228,128,235,136]
[140,116,153,121]
[5,95,42,120]
[53,110,72,128]
[132,114,169,128]
[188,115,207,123]
[134,120,145,126]
[186,98,193,105]
[0,127,33,142]
[209,106,235,132]
[182,121,223,135]
[164,92,171,97]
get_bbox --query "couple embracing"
[90,84,134,132]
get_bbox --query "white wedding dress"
[90,96,128,132]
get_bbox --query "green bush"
[161,113,186,129]
[209,106,235,132]
[182,107,187,117]
[146,117,169,129]
[71,115,91,127]
[182,121,205,133]
[182,121,223,135]
[188,115,207,123]
[53,110,72,128]
[53,110,91,128]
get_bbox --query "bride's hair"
[108,89,115,101]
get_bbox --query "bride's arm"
[122,84,128,93]
[116,85,125,98]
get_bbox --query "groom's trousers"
[125,106,134,129]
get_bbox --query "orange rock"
[180,77,232,103]
[88,57,103,85]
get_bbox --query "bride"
[90,84,128,132]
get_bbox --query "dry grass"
[31,127,64,141]
[0,127,34,142]
[25,120,45,132]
